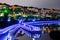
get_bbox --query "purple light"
[33,34,40,38]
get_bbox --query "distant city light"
[0,13,4,16]
[2,9,9,14]
[8,18,11,22]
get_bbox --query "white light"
[33,38,35,40]
[8,18,11,22]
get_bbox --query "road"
[18,33,52,40]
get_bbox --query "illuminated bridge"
[0,20,59,40]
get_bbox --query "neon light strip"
[25,20,59,25]
[0,24,19,34]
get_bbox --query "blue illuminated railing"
[0,24,21,40]
[25,20,59,26]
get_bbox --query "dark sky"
[0,0,60,9]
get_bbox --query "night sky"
[0,0,60,9]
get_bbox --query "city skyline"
[0,0,60,9]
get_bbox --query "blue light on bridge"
[32,19,36,22]
[0,20,59,40]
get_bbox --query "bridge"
[0,20,59,40]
